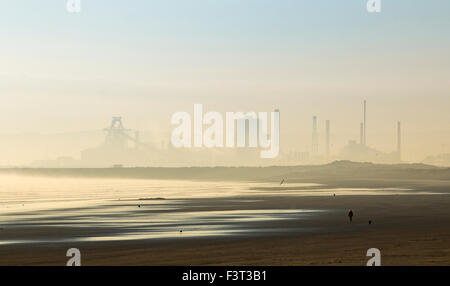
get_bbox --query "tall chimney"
[363,100,367,146]
[360,122,364,145]
[325,120,330,158]
[312,116,318,155]
[397,121,401,161]
[135,131,140,148]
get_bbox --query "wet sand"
[1,162,450,265]
[1,191,450,265]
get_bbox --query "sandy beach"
[3,0,450,270]
[1,163,450,265]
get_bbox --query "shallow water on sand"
[0,175,437,245]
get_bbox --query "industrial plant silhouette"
[30,100,404,168]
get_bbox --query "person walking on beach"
[348,209,354,222]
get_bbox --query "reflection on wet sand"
[0,175,444,245]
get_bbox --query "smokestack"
[363,100,367,146]
[325,120,330,158]
[397,121,401,161]
[312,116,318,155]
[135,131,140,148]
[360,122,364,145]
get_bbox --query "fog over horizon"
[1,1,450,166]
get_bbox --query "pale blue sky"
[2,1,449,47]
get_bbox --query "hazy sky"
[1,0,450,164]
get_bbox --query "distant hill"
[423,154,450,167]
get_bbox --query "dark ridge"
[1,161,449,183]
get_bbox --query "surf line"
[170,104,280,158]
